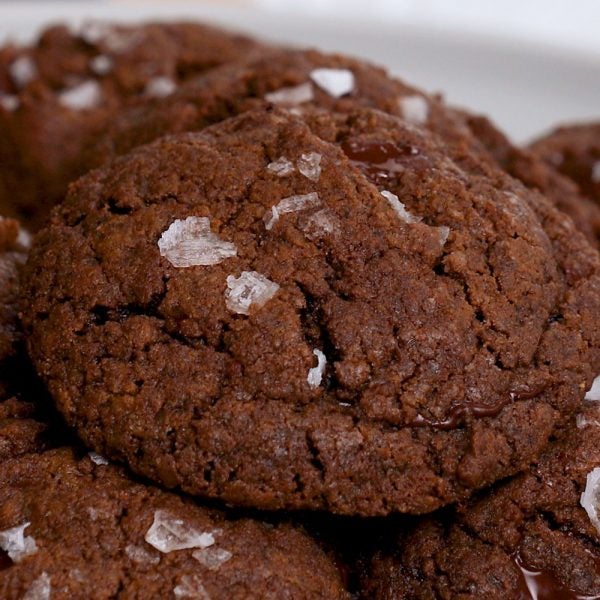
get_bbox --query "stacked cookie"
[1,20,599,599]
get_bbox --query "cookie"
[0,21,267,228]
[465,113,600,247]
[359,400,600,599]
[0,448,348,599]
[86,46,600,247]
[22,107,600,515]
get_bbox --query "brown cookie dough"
[22,107,600,515]
[465,113,600,247]
[0,21,268,228]
[359,401,600,599]
[0,448,348,599]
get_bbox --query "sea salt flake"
[145,510,216,553]
[158,217,237,268]
[225,271,279,315]
[193,546,233,570]
[144,76,177,98]
[580,467,600,535]
[297,152,322,182]
[310,68,355,98]
[381,190,422,224]
[0,522,38,562]
[58,80,103,110]
[0,94,19,111]
[174,574,211,599]
[398,95,429,124]
[264,192,320,230]
[307,348,327,389]
[585,375,600,400]
[10,56,37,88]
[80,21,142,53]
[303,209,338,238]
[438,225,450,246]
[88,451,109,465]
[90,54,113,75]
[267,156,295,177]
[265,82,314,106]
[576,413,600,429]
[591,162,600,183]
[125,543,161,565]
[23,572,51,600]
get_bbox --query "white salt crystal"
[586,375,600,401]
[398,95,429,125]
[267,156,295,177]
[23,572,51,600]
[90,54,113,75]
[380,190,421,224]
[88,451,109,465]
[158,217,237,268]
[265,82,314,106]
[174,575,211,599]
[193,546,233,570]
[80,21,141,53]
[0,94,19,111]
[17,228,32,249]
[58,80,102,110]
[264,192,320,230]
[307,348,326,389]
[125,543,160,565]
[144,76,177,98]
[10,56,37,88]
[581,467,600,535]
[303,209,337,238]
[0,522,38,562]
[225,271,279,315]
[576,413,600,429]
[145,510,216,553]
[297,152,322,182]
[591,162,600,183]
[310,68,355,98]
[438,226,450,246]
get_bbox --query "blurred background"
[0,0,598,141]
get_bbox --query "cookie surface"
[22,107,600,515]
[0,21,267,227]
[359,401,600,599]
[0,448,348,600]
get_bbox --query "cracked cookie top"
[22,108,600,516]
[0,448,348,599]
[359,401,600,598]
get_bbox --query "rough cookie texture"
[0,21,267,228]
[0,448,348,599]
[465,113,600,247]
[359,402,600,599]
[22,107,600,515]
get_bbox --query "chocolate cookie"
[22,107,600,515]
[0,448,348,599]
[0,21,267,228]
[465,113,600,247]
[359,399,600,599]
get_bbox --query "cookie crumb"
[297,152,322,182]
[225,271,279,315]
[88,452,109,465]
[264,192,320,230]
[310,68,355,98]
[580,467,600,535]
[381,190,422,224]
[585,375,600,401]
[145,510,216,553]
[591,162,600,183]
[398,95,429,124]
[173,574,211,599]
[58,80,103,110]
[0,522,38,562]
[267,156,295,177]
[90,54,113,75]
[307,349,327,389]
[158,217,237,268]
[22,572,51,600]
[125,543,161,565]
[144,76,177,98]
[10,55,37,88]
[265,82,314,106]
[193,546,233,570]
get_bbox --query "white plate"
[1,1,599,142]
